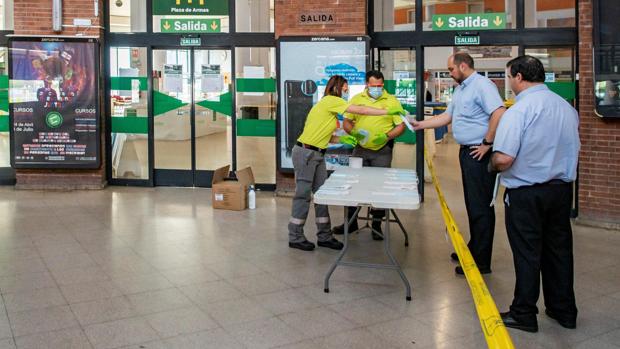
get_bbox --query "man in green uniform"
[332,70,407,240]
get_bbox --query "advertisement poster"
[9,38,99,168]
[278,37,368,171]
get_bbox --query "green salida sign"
[432,13,506,31]
[161,18,221,33]
[153,0,228,16]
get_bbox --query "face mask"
[341,91,349,101]
[368,87,383,99]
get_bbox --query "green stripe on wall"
[110,77,148,91]
[395,129,416,144]
[0,115,8,132]
[236,119,275,137]
[111,116,148,134]
[384,80,396,95]
[0,75,8,89]
[0,89,7,113]
[546,82,576,100]
[236,78,276,93]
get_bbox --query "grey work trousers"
[288,145,332,243]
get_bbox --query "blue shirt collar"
[460,71,479,88]
[516,84,548,102]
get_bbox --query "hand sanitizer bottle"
[248,185,256,210]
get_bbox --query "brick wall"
[577,0,620,225]
[275,0,366,38]
[13,0,106,189]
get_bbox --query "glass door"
[152,48,232,187]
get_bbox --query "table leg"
[383,209,412,301]
[324,206,361,293]
[390,209,410,247]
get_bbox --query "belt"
[507,179,571,191]
[296,141,326,155]
[460,143,481,149]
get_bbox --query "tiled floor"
[0,141,619,349]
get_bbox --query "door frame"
[151,46,234,187]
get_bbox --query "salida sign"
[432,13,506,31]
[299,12,336,25]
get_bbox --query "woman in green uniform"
[288,75,405,251]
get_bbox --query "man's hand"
[469,144,492,160]
[386,105,406,116]
[410,119,424,131]
[339,135,358,146]
[371,133,388,145]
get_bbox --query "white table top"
[313,167,421,210]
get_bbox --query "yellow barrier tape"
[425,149,515,349]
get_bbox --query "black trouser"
[459,146,496,269]
[505,182,577,324]
[344,142,394,226]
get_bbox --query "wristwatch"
[482,138,493,146]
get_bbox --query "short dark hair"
[453,52,474,69]
[506,55,546,83]
[365,70,384,82]
[324,75,348,97]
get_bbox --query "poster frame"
[275,35,370,173]
[8,36,101,169]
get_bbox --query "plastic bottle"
[248,185,256,210]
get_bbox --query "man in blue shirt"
[413,52,506,275]
[491,55,580,333]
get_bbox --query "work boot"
[332,222,358,235]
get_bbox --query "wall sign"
[153,0,228,16]
[455,35,480,45]
[161,18,221,33]
[180,37,201,46]
[299,12,336,25]
[9,38,100,169]
[433,13,506,31]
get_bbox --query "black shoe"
[500,312,538,333]
[317,238,344,250]
[455,266,492,275]
[332,223,358,235]
[545,309,576,329]
[289,240,315,251]
[450,252,459,262]
[371,222,384,241]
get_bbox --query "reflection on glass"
[525,0,575,28]
[422,0,516,31]
[110,47,149,179]
[374,0,415,32]
[0,0,13,30]
[153,49,192,170]
[525,47,575,104]
[596,80,620,107]
[109,0,147,32]
[235,47,276,184]
[236,0,274,32]
[194,49,232,171]
[378,49,417,170]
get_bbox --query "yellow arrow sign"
[163,21,171,30]
[493,16,503,26]
[435,17,444,28]
[210,20,218,31]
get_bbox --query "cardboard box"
[211,165,255,211]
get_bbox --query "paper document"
[490,173,501,207]
[400,114,415,132]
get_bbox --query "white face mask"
[341,91,349,101]
[368,86,383,99]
